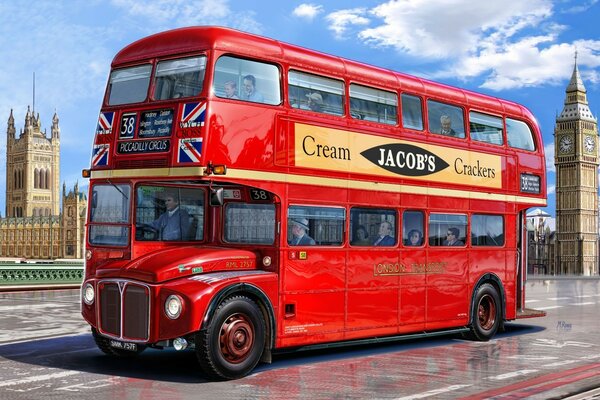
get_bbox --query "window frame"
[288,205,346,247]
[288,69,345,116]
[223,202,276,245]
[213,54,282,106]
[469,110,504,146]
[471,214,505,247]
[349,207,398,247]
[401,93,424,131]
[427,99,466,139]
[349,82,398,125]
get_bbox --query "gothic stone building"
[554,59,599,275]
[0,108,86,259]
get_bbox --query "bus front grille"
[98,281,150,342]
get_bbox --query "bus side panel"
[425,251,469,329]
[279,249,345,346]
[346,248,400,339]
[399,249,426,332]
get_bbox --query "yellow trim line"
[91,167,547,206]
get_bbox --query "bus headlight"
[83,283,95,305]
[165,295,183,319]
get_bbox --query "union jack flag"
[96,112,115,134]
[179,102,206,128]
[92,144,110,167]
[178,138,203,163]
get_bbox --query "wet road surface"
[1,279,600,399]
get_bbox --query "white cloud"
[346,0,600,90]
[326,8,370,39]
[293,4,323,20]
[545,142,555,173]
[561,0,599,13]
[359,0,552,59]
[547,184,556,195]
[110,0,262,33]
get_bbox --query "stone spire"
[557,53,595,122]
[7,109,15,140]
[51,111,60,139]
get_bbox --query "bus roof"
[113,26,535,120]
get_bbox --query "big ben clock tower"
[555,55,599,275]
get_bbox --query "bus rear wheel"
[196,296,266,380]
[468,283,501,341]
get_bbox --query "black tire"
[91,327,146,357]
[468,283,502,341]
[195,296,266,380]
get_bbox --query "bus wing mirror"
[210,187,224,206]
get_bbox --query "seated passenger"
[373,221,395,246]
[443,227,464,246]
[406,229,423,246]
[289,218,315,246]
[306,92,324,112]
[242,74,265,103]
[352,225,370,246]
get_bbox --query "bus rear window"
[154,56,206,100]
[107,65,152,105]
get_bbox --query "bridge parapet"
[0,260,83,290]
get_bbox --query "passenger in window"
[224,81,239,99]
[306,92,324,112]
[440,115,457,136]
[289,218,315,246]
[242,74,265,103]
[149,193,191,241]
[443,227,464,246]
[373,221,395,246]
[352,225,370,246]
[406,229,423,246]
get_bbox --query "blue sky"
[1,0,599,222]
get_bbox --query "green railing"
[0,260,84,288]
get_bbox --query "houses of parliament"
[0,107,86,259]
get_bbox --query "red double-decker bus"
[81,26,546,380]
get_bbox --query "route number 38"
[250,189,271,201]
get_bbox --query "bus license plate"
[109,340,137,352]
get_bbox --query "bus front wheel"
[196,295,266,380]
[468,283,501,341]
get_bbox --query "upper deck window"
[507,118,536,151]
[108,65,152,105]
[213,56,281,105]
[427,100,465,138]
[154,56,206,100]
[289,70,344,116]
[470,111,503,145]
[350,84,397,125]
[401,94,423,131]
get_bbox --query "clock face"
[559,135,574,153]
[584,136,596,153]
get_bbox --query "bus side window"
[350,207,397,247]
[350,84,397,125]
[471,214,504,246]
[507,118,536,151]
[288,70,344,116]
[401,94,423,130]
[470,111,503,145]
[403,210,424,246]
[427,100,465,138]
[213,55,281,105]
[288,205,345,246]
[428,213,467,246]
